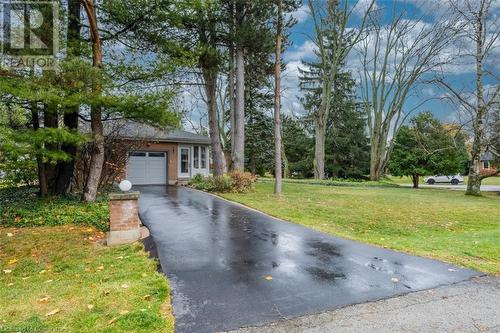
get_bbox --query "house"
[96,120,211,185]
[480,150,497,175]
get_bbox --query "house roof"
[481,151,494,161]
[81,120,211,144]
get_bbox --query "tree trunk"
[228,1,235,171]
[31,106,48,196]
[228,46,235,171]
[369,128,387,181]
[232,46,245,171]
[282,140,289,179]
[54,0,81,195]
[466,5,485,196]
[411,174,419,188]
[82,0,105,202]
[202,67,225,177]
[314,116,325,179]
[273,0,283,194]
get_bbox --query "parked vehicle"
[424,174,464,185]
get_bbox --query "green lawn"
[222,182,500,274]
[0,226,174,332]
[388,175,500,186]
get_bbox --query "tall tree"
[307,0,373,179]
[81,0,105,202]
[359,3,459,180]
[274,0,283,193]
[434,0,499,195]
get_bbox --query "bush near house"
[189,171,257,193]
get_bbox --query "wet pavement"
[137,186,480,333]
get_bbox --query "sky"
[279,0,499,125]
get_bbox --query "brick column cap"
[109,191,140,200]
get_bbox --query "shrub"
[189,171,256,193]
[229,171,257,193]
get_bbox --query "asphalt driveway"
[137,186,480,333]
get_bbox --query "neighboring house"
[480,150,497,175]
[83,120,211,185]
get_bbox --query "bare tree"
[435,0,499,195]
[274,0,283,194]
[358,4,458,181]
[307,0,374,179]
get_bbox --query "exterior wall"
[122,141,211,185]
[480,160,497,175]
[139,142,179,185]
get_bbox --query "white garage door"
[126,151,167,185]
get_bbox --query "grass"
[0,187,109,231]
[387,175,500,186]
[221,182,500,275]
[0,226,174,332]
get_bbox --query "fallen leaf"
[6,233,13,237]
[8,259,18,265]
[121,284,129,289]
[116,256,123,259]
[97,266,104,270]
[45,280,53,283]
[22,276,30,280]
[86,228,93,232]
[14,217,21,223]
[46,308,60,316]
[119,310,129,315]
[264,276,273,281]
[141,273,147,277]
[103,290,110,296]
[88,237,94,241]
[87,304,94,310]
[7,283,14,286]
[39,270,46,274]
[38,296,51,303]
[143,294,151,300]
[3,269,12,274]
[108,317,118,325]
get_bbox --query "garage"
[126,151,167,185]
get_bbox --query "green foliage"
[388,112,469,183]
[299,65,370,178]
[0,186,109,231]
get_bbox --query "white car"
[424,174,464,185]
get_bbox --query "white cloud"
[284,40,317,62]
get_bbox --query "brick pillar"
[107,191,141,245]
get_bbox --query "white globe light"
[119,180,132,192]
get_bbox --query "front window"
[483,160,490,169]
[181,148,189,173]
[193,146,199,168]
[201,146,207,169]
